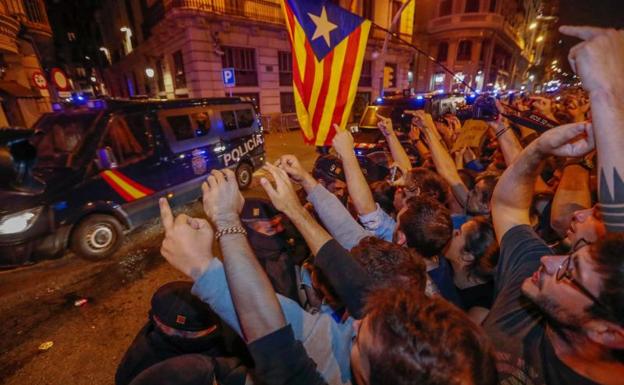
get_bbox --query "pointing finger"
[159,198,174,232]
[211,169,226,185]
[559,25,607,41]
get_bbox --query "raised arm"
[331,125,377,215]
[201,169,285,343]
[415,110,469,207]
[377,113,412,171]
[261,162,371,318]
[492,122,595,243]
[489,105,523,165]
[561,26,624,232]
[550,161,592,237]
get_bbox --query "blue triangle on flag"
[286,0,365,61]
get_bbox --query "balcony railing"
[145,0,285,32]
[1,0,51,36]
[426,12,522,49]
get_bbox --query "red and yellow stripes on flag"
[101,170,154,202]
[281,1,371,146]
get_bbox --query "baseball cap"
[312,154,345,182]
[150,281,220,332]
[240,197,282,223]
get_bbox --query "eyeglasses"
[555,252,608,312]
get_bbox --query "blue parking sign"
[222,68,236,87]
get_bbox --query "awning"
[0,81,38,98]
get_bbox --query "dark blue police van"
[0,97,265,267]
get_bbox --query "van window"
[191,111,211,137]
[221,110,237,131]
[166,115,194,141]
[236,109,255,129]
[101,115,151,166]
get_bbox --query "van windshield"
[30,112,99,168]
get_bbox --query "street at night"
[2,1,624,385]
[0,130,316,385]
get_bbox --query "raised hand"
[159,198,214,280]
[260,162,303,216]
[201,169,245,227]
[560,26,624,95]
[275,154,318,191]
[332,124,355,159]
[376,113,394,137]
[536,122,595,158]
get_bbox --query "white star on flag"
[307,6,337,47]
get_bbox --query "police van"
[0,97,265,267]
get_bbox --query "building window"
[280,92,296,113]
[222,47,258,87]
[172,51,187,89]
[480,40,490,62]
[439,0,453,16]
[67,32,76,42]
[465,0,480,13]
[489,0,497,12]
[24,0,45,23]
[457,40,472,61]
[437,42,449,62]
[359,60,372,87]
[156,59,165,92]
[278,51,292,86]
[431,72,445,90]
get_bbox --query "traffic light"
[383,65,395,89]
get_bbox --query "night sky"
[551,0,623,72]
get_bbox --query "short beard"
[528,292,585,333]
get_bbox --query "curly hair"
[365,286,498,385]
[350,236,427,292]
[590,234,624,328]
[399,196,453,258]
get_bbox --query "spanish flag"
[281,0,371,146]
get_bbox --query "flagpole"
[371,23,477,94]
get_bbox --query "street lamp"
[536,35,544,43]
[120,26,133,54]
[99,47,111,64]
[145,68,155,78]
[529,22,538,30]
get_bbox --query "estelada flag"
[280,0,371,146]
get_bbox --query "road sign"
[51,68,70,91]
[222,68,235,87]
[31,70,47,89]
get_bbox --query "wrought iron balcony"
[1,0,52,38]
[145,0,285,32]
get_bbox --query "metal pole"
[377,0,413,97]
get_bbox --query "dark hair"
[590,234,624,328]
[369,181,396,216]
[399,196,452,258]
[365,287,498,385]
[458,169,476,191]
[462,216,499,279]
[351,236,427,292]
[405,167,449,204]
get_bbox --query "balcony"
[427,12,523,49]
[1,0,52,39]
[144,0,285,32]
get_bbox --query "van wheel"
[235,162,253,190]
[70,214,124,261]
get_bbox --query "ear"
[585,320,624,350]
[396,230,407,246]
[460,251,475,263]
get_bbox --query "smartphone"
[389,165,403,184]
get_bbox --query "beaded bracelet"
[495,127,511,139]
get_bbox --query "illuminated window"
[432,72,445,90]
[172,51,187,89]
[457,40,473,61]
[465,0,480,13]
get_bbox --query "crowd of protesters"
[115,26,624,385]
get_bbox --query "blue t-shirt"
[428,256,462,308]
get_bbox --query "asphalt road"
[0,130,317,385]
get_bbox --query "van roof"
[105,97,253,111]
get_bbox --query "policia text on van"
[0,97,265,267]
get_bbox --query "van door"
[91,112,163,224]
[211,104,264,169]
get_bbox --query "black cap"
[240,197,281,222]
[312,154,345,182]
[128,354,215,385]
[150,281,220,332]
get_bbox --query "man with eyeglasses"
[486,90,624,385]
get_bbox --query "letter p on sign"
[222,68,235,87]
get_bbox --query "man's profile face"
[567,207,606,246]
[521,245,602,327]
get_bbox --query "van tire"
[235,162,253,190]
[70,214,124,261]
